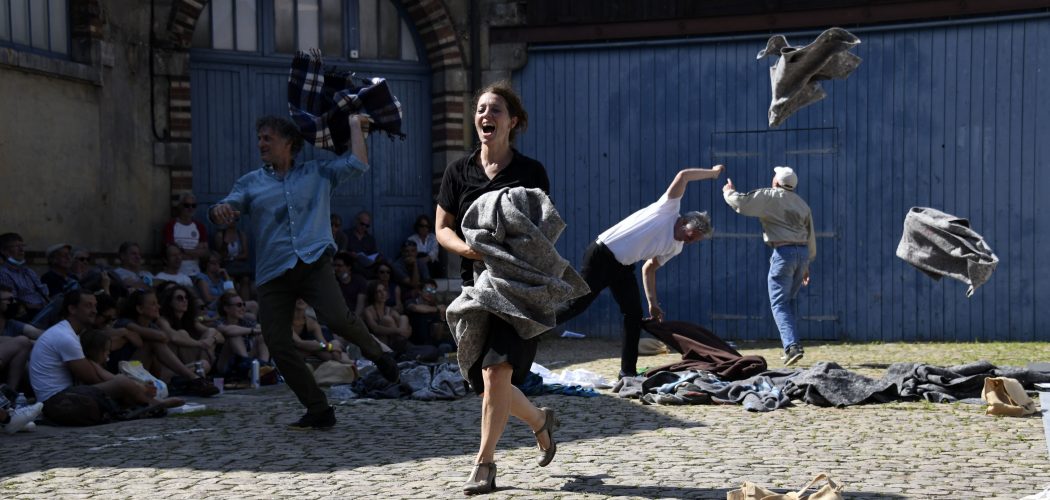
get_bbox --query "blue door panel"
[516,15,1050,342]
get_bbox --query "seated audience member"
[157,285,223,374]
[40,243,79,298]
[407,214,443,278]
[115,290,219,396]
[215,291,271,376]
[91,293,141,373]
[391,239,428,289]
[332,252,367,317]
[331,214,349,251]
[70,248,115,297]
[164,192,210,277]
[291,299,352,364]
[0,233,50,319]
[195,251,233,315]
[362,281,411,355]
[374,264,404,313]
[0,286,42,339]
[0,333,32,394]
[346,210,384,277]
[114,242,155,291]
[212,222,251,279]
[154,245,195,288]
[405,279,454,351]
[28,290,186,416]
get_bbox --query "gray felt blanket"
[758,27,862,127]
[895,206,999,297]
[445,187,590,377]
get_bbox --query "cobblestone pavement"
[3,338,1049,499]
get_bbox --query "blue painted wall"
[515,14,1050,342]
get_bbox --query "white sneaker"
[22,421,36,432]
[3,403,43,434]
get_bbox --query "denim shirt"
[214,152,369,286]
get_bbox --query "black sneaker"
[188,377,220,397]
[783,344,804,366]
[374,354,401,383]
[289,406,336,430]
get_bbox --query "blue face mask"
[6,257,24,266]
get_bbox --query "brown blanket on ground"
[643,320,767,381]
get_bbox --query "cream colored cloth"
[983,377,1037,417]
[728,473,843,500]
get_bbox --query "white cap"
[773,166,798,190]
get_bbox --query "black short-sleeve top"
[437,148,551,282]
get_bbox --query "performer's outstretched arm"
[665,164,725,200]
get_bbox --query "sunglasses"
[182,203,198,208]
[377,269,390,274]
[0,297,14,303]
[227,302,245,308]
[173,295,188,302]
[358,222,370,227]
[75,256,89,262]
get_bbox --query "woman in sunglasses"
[157,284,223,374]
[163,192,210,277]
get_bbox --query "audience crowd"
[0,205,453,431]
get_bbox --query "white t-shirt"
[114,267,155,288]
[172,221,203,276]
[29,320,84,402]
[155,271,194,288]
[597,193,685,266]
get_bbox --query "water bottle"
[192,361,206,379]
[249,359,260,388]
[14,393,27,409]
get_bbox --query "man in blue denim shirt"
[209,115,399,429]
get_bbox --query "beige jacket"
[723,187,816,261]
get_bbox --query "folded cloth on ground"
[446,187,590,378]
[758,27,861,127]
[895,206,998,297]
[349,361,467,400]
[516,372,598,397]
[642,320,768,381]
[287,50,404,154]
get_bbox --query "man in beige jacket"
[723,166,815,366]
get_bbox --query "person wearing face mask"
[0,233,50,320]
[0,286,42,340]
[555,166,724,380]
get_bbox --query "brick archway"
[156,0,470,200]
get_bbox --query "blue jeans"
[767,245,809,350]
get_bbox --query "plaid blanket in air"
[287,50,405,154]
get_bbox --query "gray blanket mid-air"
[896,207,999,297]
[445,187,590,377]
[758,27,862,127]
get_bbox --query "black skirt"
[466,314,539,395]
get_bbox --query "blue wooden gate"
[189,57,431,262]
[515,13,1050,342]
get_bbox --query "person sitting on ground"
[40,243,79,299]
[215,290,271,377]
[374,263,404,313]
[291,299,352,365]
[212,222,252,286]
[391,239,428,290]
[407,214,443,278]
[114,290,219,396]
[195,251,234,316]
[0,233,50,319]
[331,213,350,252]
[405,278,454,351]
[28,290,186,417]
[0,332,32,396]
[157,285,223,375]
[164,192,210,277]
[0,286,42,340]
[91,293,141,374]
[69,248,115,298]
[332,251,367,317]
[154,245,195,289]
[362,281,411,355]
[113,242,155,292]
[346,210,384,277]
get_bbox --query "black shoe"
[374,354,401,383]
[188,377,220,397]
[289,406,336,430]
[783,344,804,366]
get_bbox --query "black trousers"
[556,241,643,374]
[258,255,385,414]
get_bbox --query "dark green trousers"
[258,255,384,413]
